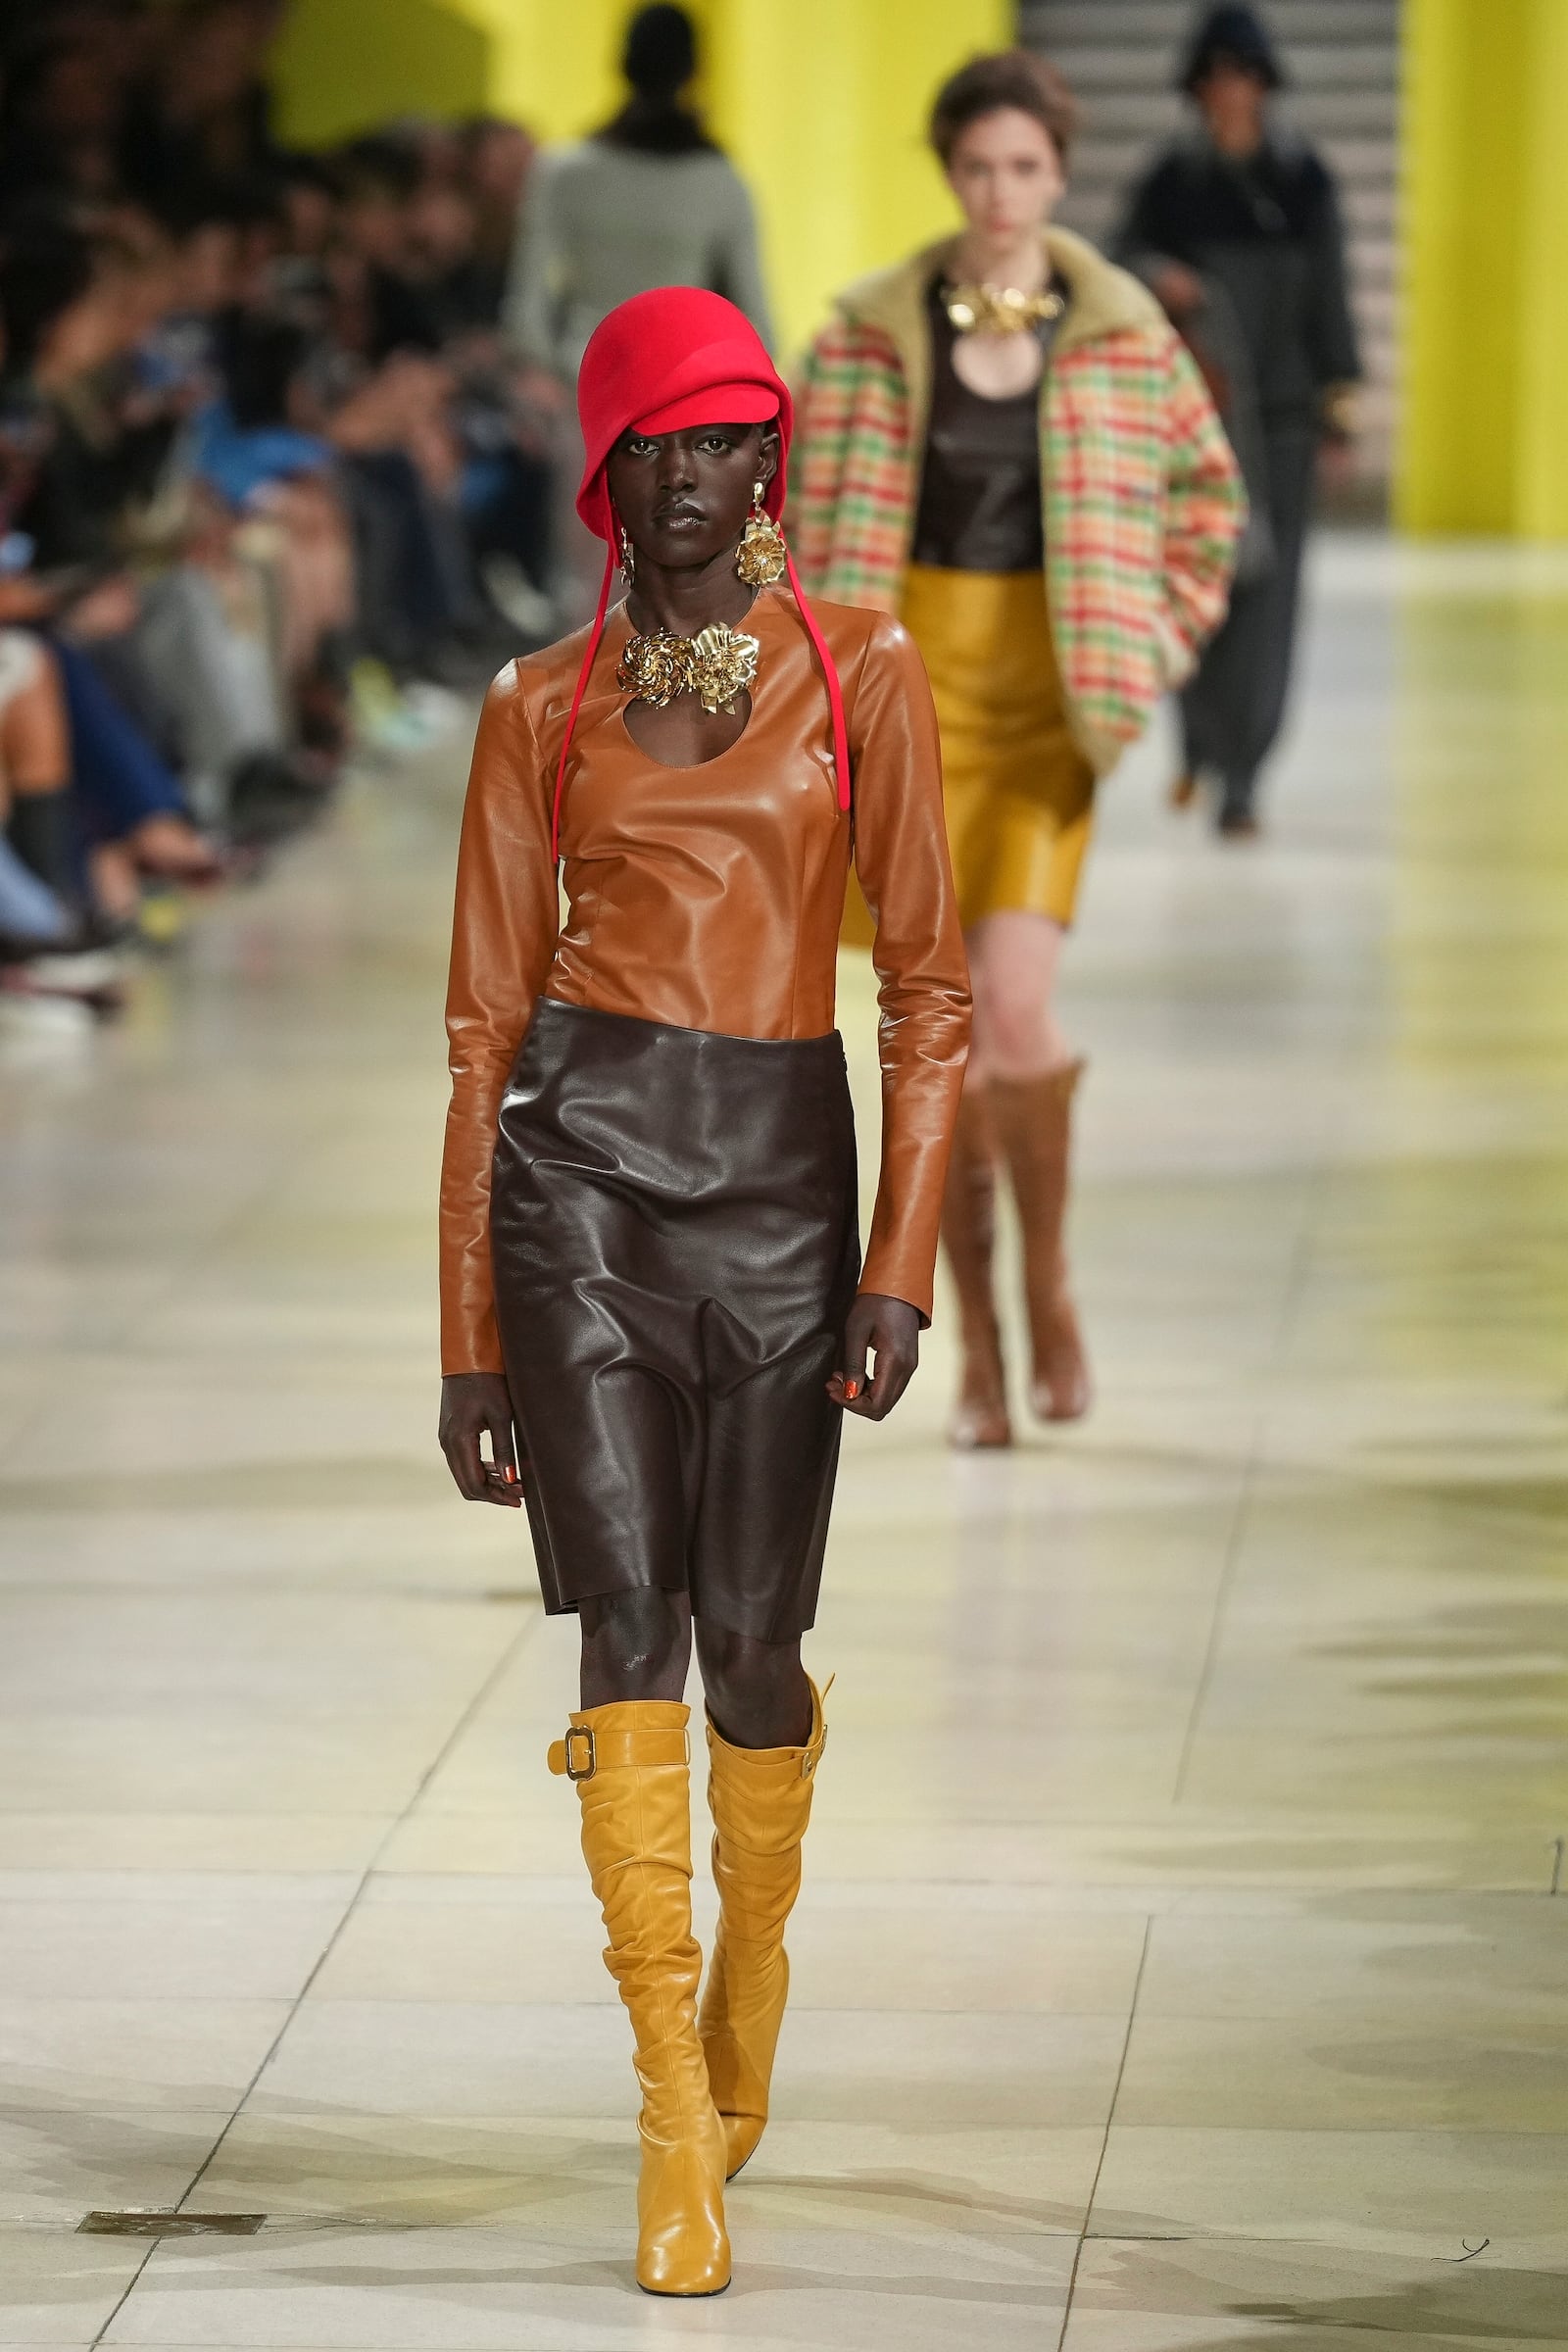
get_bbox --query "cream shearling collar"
[832,224,1163,424]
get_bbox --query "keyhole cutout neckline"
[950,331,1047,403]
[621,687,754,770]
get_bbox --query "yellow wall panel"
[270,0,490,146]
[270,0,1007,360]
[1399,0,1568,539]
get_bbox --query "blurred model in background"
[505,4,772,376]
[1117,3,1360,837]
[796,49,1242,1449]
[504,3,773,625]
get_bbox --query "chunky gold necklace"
[943,281,1064,337]
[617,621,760,715]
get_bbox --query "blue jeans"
[51,638,187,846]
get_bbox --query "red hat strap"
[786,551,852,816]
[551,543,616,865]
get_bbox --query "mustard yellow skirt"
[845,564,1096,946]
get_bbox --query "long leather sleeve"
[848,613,971,1322]
[440,664,560,1374]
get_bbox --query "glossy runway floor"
[2,538,1566,2348]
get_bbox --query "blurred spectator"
[455,116,535,327]
[505,3,772,377]
[0,0,567,1025]
[1115,3,1360,837]
[118,0,286,218]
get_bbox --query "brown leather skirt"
[490,998,860,1641]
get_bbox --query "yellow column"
[447,0,622,142]
[697,0,1009,360]
[1398,0,1568,538]
[270,0,491,144]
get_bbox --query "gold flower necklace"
[617,618,759,716]
[943,281,1064,336]
[615,488,784,717]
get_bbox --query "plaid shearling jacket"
[793,226,1245,777]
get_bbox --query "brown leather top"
[440,582,971,1375]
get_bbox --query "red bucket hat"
[551,286,849,859]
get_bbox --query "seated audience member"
[0,0,564,1027]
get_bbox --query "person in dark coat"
[1116,3,1359,835]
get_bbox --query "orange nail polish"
[844,1378,859,1399]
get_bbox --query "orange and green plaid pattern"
[793,313,1243,773]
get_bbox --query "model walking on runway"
[437,288,968,2296]
[1116,4,1360,837]
[796,49,1242,1448]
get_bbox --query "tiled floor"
[1,535,1566,2346]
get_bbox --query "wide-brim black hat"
[1178,4,1285,93]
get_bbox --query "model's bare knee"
[579,1588,691,1706]
[696,1623,810,1749]
[968,915,1070,1080]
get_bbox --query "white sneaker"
[6,948,127,1010]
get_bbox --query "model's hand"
[1152,260,1205,318]
[439,1371,524,1505]
[828,1294,920,1421]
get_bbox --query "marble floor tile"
[100,2220,1074,2348]
[1091,2127,1568,2264]
[0,1818,390,1874]
[0,1998,291,2112]
[313,1886,1148,2013]
[185,2111,1102,2238]
[0,2109,228,2225]
[0,2229,150,2343]
[1061,2236,1568,2350]
[0,1899,347,2001]
[1137,1896,1568,2028]
[253,1999,1127,2127]
[1114,2009,1568,2131]
[372,1805,1553,1891]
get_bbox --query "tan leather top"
[440,582,970,1375]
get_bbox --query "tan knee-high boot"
[550,1701,730,2296]
[941,1083,1012,1449]
[699,1677,828,2180]
[989,1060,1092,1423]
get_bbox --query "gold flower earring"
[617,523,636,583]
[735,480,787,586]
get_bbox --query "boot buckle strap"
[546,1727,597,1780]
[549,1725,691,1778]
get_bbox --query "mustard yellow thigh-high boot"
[550,1701,730,2297]
[698,1677,828,2180]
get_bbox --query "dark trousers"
[1181,426,1317,820]
[341,452,461,674]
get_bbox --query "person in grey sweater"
[1116,4,1359,836]
[505,5,773,379]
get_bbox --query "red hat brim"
[573,294,794,542]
